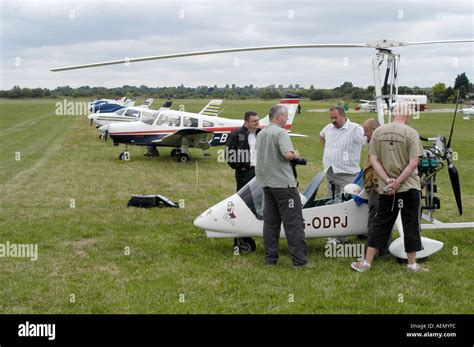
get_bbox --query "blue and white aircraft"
[87,99,170,128]
[89,96,136,113]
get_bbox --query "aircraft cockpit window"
[155,114,181,127]
[183,116,199,127]
[202,120,214,127]
[125,109,140,117]
[237,178,264,219]
[115,108,126,116]
[141,112,159,125]
[141,111,154,118]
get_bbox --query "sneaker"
[326,237,347,245]
[351,261,371,272]
[407,263,429,272]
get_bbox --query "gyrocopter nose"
[194,197,238,232]
[193,206,216,230]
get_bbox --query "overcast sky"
[1,0,473,89]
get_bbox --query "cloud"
[1,0,473,89]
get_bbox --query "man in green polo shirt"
[255,104,308,267]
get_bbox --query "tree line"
[1,73,470,102]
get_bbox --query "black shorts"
[368,189,423,253]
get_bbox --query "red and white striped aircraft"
[99,97,303,162]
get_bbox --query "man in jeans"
[255,104,308,268]
[352,107,428,272]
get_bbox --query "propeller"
[104,130,108,142]
[447,157,462,215]
[445,91,462,215]
[90,118,93,126]
[50,39,474,72]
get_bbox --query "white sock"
[407,263,417,269]
[362,260,371,267]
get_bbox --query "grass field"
[0,98,473,314]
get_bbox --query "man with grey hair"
[255,104,308,268]
[320,106,365,244]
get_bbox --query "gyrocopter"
[51,38,474,258]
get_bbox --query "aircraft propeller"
[445,91,462,215]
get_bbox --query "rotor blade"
[447,90,461,149]
[50,43,369,72]
[447,159,463,215]
[401,39,474,47]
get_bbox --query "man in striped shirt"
[320,106,366,243]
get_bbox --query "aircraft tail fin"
[199,99,223,116]
[159,99,173,110]
[258,97,301,129]
[141,98,154,108]
[279,97,300,129]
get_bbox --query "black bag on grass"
[127,195,180,208]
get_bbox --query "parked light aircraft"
[51,38,474,257]
[356,99,387,112]
[89,96,136,113]
[99,98,301,162]
[87,99,171,128]
[461,105,474,120]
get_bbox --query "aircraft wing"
[289,133,308,138]
[151,128,214,147]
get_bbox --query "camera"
[290,158,307,166]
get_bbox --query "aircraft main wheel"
[119,152,130,161]
[234,237,256,254]
[171,148,181,157]
[178,153,190,163]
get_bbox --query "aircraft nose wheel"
[170,148,181,157]
[178,153,190,163]
[233,237,256,254]
[119,151,130,161]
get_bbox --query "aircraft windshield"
[155,114,181,127]
[141,112,160,125]
[125,109,140,117]
[237,178,263,219]
[115,108,126,116]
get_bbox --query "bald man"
[352,109,427,272]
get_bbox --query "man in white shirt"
[320,106,366,243]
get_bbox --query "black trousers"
[367,188,392,255]
[263,187,308,266]
[235,167,255,191]
[234,167,256,248]
[368,189,423,253]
